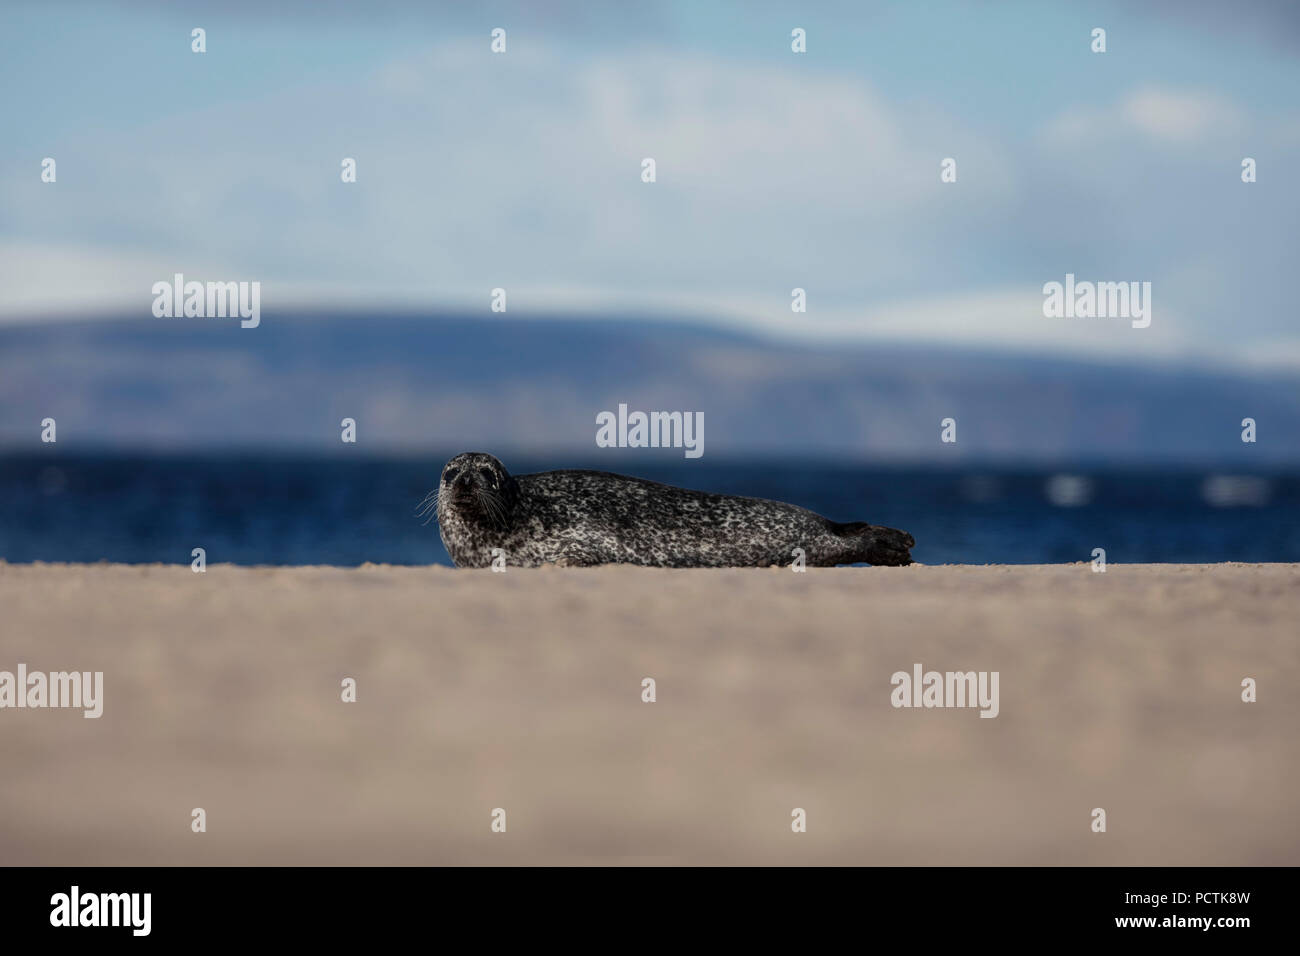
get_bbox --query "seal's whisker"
[416,484,448,526]
[476,487,506,529]
[488,493,508,528]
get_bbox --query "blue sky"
[3,0,1298,365]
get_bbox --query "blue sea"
[1,453,1297,566]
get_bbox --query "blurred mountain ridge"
[2,311,1296,464]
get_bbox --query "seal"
[423,452,914,568]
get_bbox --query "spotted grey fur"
[426,452,914,569]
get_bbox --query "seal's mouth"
[455,484,509,528]
[416,479,510,529]
[448,489,480,509]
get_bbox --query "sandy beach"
[1,561,1296,866]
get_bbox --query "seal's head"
[429,452,517,529]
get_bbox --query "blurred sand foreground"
[0,562,1296,866]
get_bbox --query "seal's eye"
[444,467,459,483]
[479,467,496,487]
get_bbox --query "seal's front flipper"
[832,522,914,566]
[552,544,602,568]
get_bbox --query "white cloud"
[0,242,200,319]
[1042,87,1244,147]
[1121,88,1242,141]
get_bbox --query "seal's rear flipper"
[832,522,915,566]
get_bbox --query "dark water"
[1,453,1297,566]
